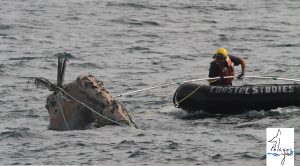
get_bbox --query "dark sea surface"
[0,0,300,165]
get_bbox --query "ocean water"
[0,0,300,165]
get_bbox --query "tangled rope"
[56,92,71,131]
[54,86,130,128]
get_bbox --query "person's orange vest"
[219,57,235,85]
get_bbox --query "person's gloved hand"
[237,73,244,80]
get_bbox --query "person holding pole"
[208,48,246,86]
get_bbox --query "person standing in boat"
[208,48,246,86]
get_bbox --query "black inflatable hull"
[173,83,300,114]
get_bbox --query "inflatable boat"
[173,83,300,114]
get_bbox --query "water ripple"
[0,23,12,30]
[106,2,157,10]
[69,62,103,69]
[8,56,39,61]
[128,149,148,158]
[0,128,31,140]
[267,43,300,47]
[111,19,160,26]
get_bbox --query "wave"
[247,26,287,33]
[69,62,103,69]
[215,6,243,11]
[111,18,160,26]
[61,16,81,21]
[128,149,148,158]
[142,33,161,38]
[267,43,300,48]
[179,5,211,14]
[202,19,218,24]
[180,5,206,10]
[178,106,299,120]
[179,110,220,120]
[0,64,5,69]
[0,33,9,37]
[0,127,31,140]
[8,57,39,61]
[236,134,260,141]
[211,154,224,161]
[0,23,12,30]
[236,152,263,160]
[127,46,150,52]
[106,2,156,10]
[0,66,4,73]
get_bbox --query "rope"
[56,92,71,131]
[114,76,236,98]
[174,84,203,108]
[55,86,129,127]
[114,82,181,98]
[114,75,300,98]
[173,76,225,107]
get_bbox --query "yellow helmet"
[215,48,229,58]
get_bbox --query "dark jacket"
[209,55,242,86]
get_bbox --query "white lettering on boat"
[245,87,250,94]
[253,87,259,94]
[289,86,294,93]
[209,85,295,95]
[209,87,216,93]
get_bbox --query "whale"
[32,54,137,130]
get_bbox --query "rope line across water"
[114,75,300,98]
[114,76,236,98]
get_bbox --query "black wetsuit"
[209,55,242,86]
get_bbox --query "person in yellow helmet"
[208,48,246,86]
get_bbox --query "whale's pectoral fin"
[30,77,57,91]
